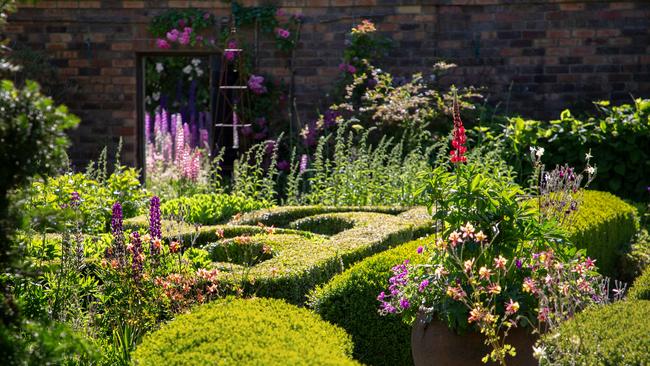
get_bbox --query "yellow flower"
[488,283,501,294]
[474,230,488,242]
[479,266,492,280]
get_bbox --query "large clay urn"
[411,312,537,366]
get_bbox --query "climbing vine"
[149,9,217,48]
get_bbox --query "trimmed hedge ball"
[309,236,432,366]
[131,297,360,366]
[539,300,650,365]
[565,190,638,277]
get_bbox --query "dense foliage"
[0,77,82,365]
[160,193,272,225]
[132,297,359,366]
[309,237,429,366]
[476,99,650,201]
[538,300,650,365]
[23,167,147,233]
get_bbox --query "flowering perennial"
[450,94,467,163]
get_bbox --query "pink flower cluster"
[225,40,238,62]
[146,106,208,182]
[275,27,291,39]
[247,74,268,95]
[157,26,193,49]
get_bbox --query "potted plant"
[378,95,613,365]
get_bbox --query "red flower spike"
[450,94,467,164]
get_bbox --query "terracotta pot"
[411,312,537,366]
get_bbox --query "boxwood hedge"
[309,236,432,366]
[131,297,360,366]
[628,265,650,301]
[209,208,433,304]
[539,300,650,365]
[230,205,407,227]
[565,190,638,277]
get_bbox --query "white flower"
[183,65,192,74]
[191,58,201,66]
[155,62,164,73]
[586,166,595,175]
[585,151,593,160]
[532,345,547,360]
[152,92,160,101]
[536,147,545,158]
[195,68,203,77]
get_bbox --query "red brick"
[547,30,570,39]
[560,3,584,11]
[111,43,133,51]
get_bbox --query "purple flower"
[347,64,357,74]
[156,38,171,49]
[417,246,423,254]
[179,27,192,45]
[381,302,396,313]
[145,113,151,142]
[149,196,162,241]
[203,12,210,20]
[277,160,290,172]
[323,109,340,129]
[377,291,386,301]
[70,191,81,209]
[111,202,123,239]
[166,28,180,42]
[248,75,268,95]
[419,279,429,292]
[299,154,309,173]
[178,19,186,28]
[225,40,238,61]
[399,298,410,309]
[130,232,144,281]
[516,259,523,269]
[275,27,291,39]
[275,8,286,17]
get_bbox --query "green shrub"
[289,214,356,235]
[160,193,273,225]
[131,297,359,366]
[211,208,433,304]
[628,266,650,301]
[475,99,650,201]
[309,236,431,366]
[539,300,650,365]
[565,190,638,277]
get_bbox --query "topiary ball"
[132,297,360,366]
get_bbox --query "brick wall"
[5,0,650,167]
